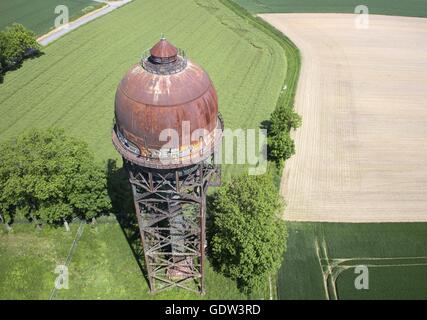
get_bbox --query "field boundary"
[218,0,301,299]
[232,0,427,18]
[220,0,301,116]
[218,1,301,188]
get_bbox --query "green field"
[9,220,427,300]
[0,0,289,180]
[2,0,426,301]
[279,222,427,299]
[0,223,78,299]
[0,0,294,299]
[234,0,427,17]
[0,220,251,299]
[0,0,103,36]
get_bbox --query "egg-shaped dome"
[112,38,223,169]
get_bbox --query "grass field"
[279,222,427,299]
[0,0,288,180]
[0,0,293,299]
[0,223,78,299]
[0,220,251,300]
[9,221,427,300]
[234,0,427,17]
[0,0,103,36]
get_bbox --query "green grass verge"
[233,0,427,17]
[221,0,300,114]
[0,221,249,299]
[0,0,104,36]
[279,222,427,300]
[218,0,300,187]
[0,223,79,299]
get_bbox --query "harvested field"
[260,14,427,222]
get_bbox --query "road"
[261,14,427,222]
[37,0,132,46]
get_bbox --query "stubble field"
[262,14,427,222]
[261,12,427,299]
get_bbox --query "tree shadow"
[260,119,271,134]
[0,51,44,85]
[106,159,149,283]
[260,119,276,162]
[206,193,221,272]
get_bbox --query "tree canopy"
[270,106,302,136]
[268,106,301,163]
[0,129,111,226]
[208,173,287,294]
[268,131,295,161]
[0,23,41,73]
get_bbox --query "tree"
[0,31,7,72]
[268,131,295,162]
[0,128,111,228]
[0,24,41,71]
[208,173,287,294]
[270,106,301,136]
[268,106,301,163]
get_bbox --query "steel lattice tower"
[112,38,223,293]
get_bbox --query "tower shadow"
[106,159,149,283]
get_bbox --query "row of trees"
[0,129,111,230]
[0,23,41,75]
[268,105,302,163]
[208,105,301,294]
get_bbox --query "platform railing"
[141,48,188,75]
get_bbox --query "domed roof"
[112,38,223,169]
[150,38,178,59]
[117,61,212,107]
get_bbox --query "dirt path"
[260,14,427,222]
[37,0,132,46]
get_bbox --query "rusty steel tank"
[111,38,223,293]
[112,37,223,169]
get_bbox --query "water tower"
[112,37,223,294]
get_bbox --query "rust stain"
[113,38,222,168]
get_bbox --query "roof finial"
[160,33,166,40]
